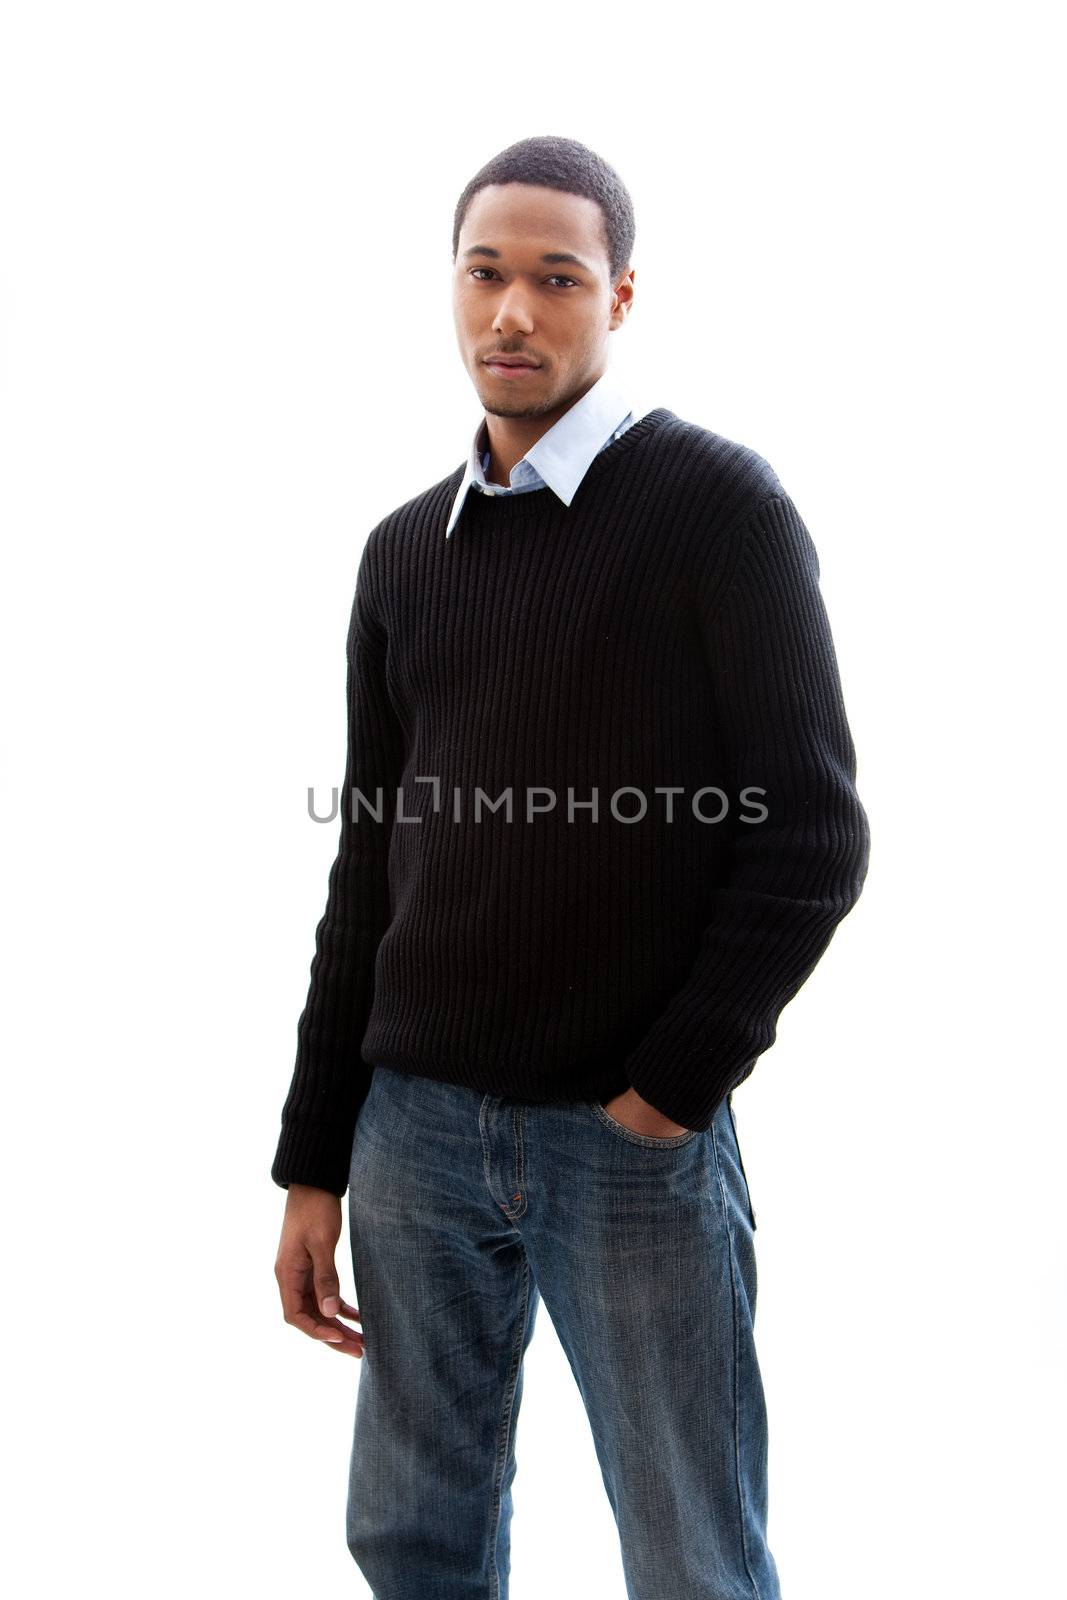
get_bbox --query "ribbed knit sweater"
[271,407,871,1194]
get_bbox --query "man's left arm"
[622,491,871,1131]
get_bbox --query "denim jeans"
[345,1063,782,1600]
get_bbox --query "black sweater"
[271,407,870,1194]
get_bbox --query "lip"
[484,358,540,379]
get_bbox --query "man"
[272,134,870,1600]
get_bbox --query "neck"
[480,371,609,484]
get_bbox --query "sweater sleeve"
[621,492,871,1131]
[271,536,405,1194]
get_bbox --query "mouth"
[484,356,540,380]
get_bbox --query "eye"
[467,268,579,288]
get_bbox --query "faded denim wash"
[345,1062,781,1600]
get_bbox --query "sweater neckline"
[457,405,677,526]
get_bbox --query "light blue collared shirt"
[444,369,644,539]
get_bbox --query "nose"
[491,290,534,338]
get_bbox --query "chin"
[482,398,535,419]
[478,387,557,421]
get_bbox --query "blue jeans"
[345,1063,782,1600]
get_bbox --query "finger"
[325,1336,364,1358]
[321,1313,362,1344]
[288,1308,350,1345]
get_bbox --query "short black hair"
[452,135,635,285]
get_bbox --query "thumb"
[311,1249,341,1318]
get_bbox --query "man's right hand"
[274,1184,364,1358]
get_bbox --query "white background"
[2,3,1063,1596]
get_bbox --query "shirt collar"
[445,368,635,539]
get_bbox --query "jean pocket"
[725,1093,757,1230]
[588,1099,702,1149]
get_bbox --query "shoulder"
[665,420,823,587]
[363,464,466,560]
[658,412,787,532]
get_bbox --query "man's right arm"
[270,529,404,1197]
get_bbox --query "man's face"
[452,182,633,420]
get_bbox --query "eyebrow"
[462,246,594,275]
